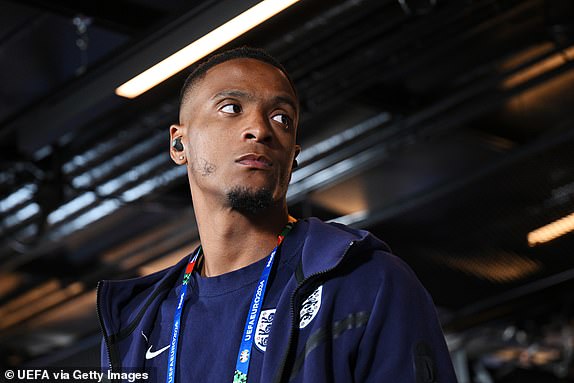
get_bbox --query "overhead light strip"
[503,45,574,89]
[115,0,301,99]
[0,282,84,330]
[528,211,574,246]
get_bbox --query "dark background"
[1,0,574,381]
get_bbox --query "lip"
[235,153,273,169]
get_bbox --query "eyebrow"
[273,95,298,113]
[211,90,298,112]
[211,90,254,101]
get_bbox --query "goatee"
[226,187,273,215]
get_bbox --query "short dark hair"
[179,46,297,110]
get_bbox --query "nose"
[242,112,273,144]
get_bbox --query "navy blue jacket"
[98,218,457,382]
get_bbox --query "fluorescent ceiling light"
[528,211,574,246]
[116,0,301,99]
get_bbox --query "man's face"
[172,58,300,210]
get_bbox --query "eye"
[271,114,292,128]
[221,104,241,114]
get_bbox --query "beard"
[226,187,274,215]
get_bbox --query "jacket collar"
[98,217,390,337]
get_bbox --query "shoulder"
[98,254,190,335]
[100,254,188,303]
[297,217,432,311]
[300,217,415,284]
[339,243,430,305]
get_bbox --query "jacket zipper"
[273,240,356,383]
[96,281,115,377]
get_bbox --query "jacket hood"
[297,217,391,278]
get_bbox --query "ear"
[291,144,301,171]
[170,124,186,165]
[293,145,301,167]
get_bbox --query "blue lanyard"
[166,250,200,383]
[166,221,294,383]
[233,244,278,383]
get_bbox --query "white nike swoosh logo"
[145,344,170,360]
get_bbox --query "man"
[98,47,457,382]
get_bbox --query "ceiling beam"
[0,0,258,155]
[6,0,167,35]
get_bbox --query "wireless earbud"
[172,137,184,152]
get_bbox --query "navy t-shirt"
[141,233,303,383]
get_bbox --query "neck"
[193,198,291,277]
